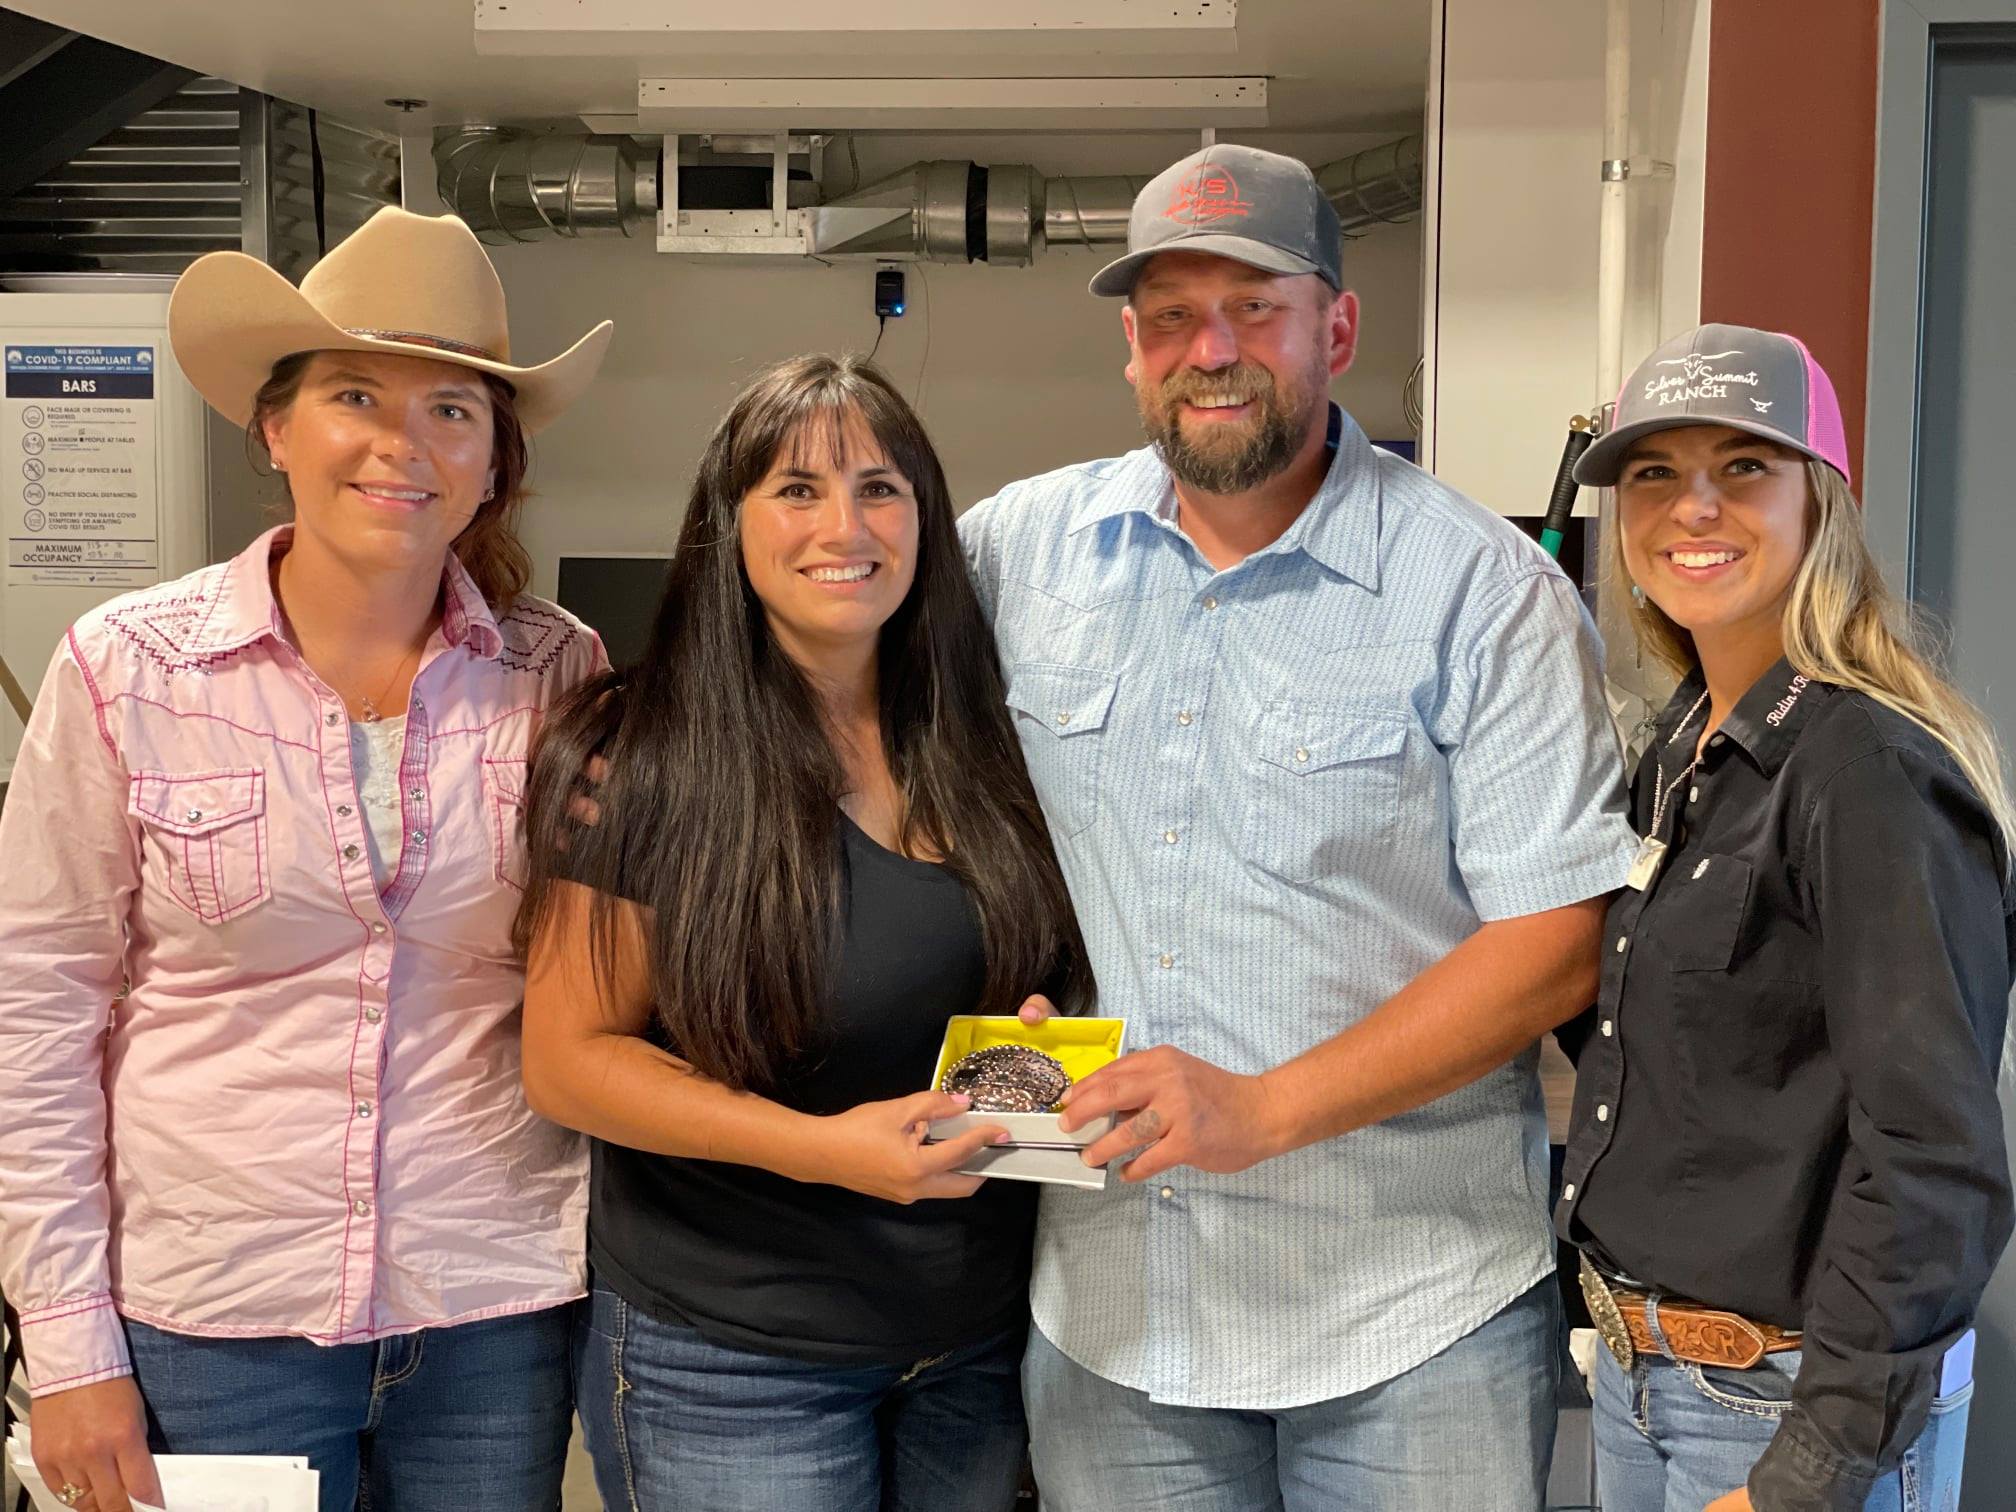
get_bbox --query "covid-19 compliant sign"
[4,343,159,588]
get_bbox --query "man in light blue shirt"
[959,144,1637,1510]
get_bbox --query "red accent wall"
[1702,0,1881,482]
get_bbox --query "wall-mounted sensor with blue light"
[875,269,906,319]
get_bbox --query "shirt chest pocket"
[482,756,529,891]
[1004,664,1119,841]
[1241,703,1409,885]
[128,768,272,924]
[1654,853,1754,972]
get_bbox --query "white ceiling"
[10,0,1429,136]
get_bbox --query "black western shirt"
[1555,661,2014,1512]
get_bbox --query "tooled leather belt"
[1578,1254,1802,1371]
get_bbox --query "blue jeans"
[1593,1340,1973,1511]
[1022,1278,1562,1512]
[573,1279,1028,1512]
[123,1305,574,1512]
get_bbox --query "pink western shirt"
[0,527,604,1396]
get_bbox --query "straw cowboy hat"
[167,205,612,435]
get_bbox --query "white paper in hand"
[134,1456,320,1512]
[10,1424,317,1512]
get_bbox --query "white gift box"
[924,1014,1127,1190]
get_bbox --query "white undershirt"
[349,715,408,886]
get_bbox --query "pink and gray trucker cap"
[1574,323,1852,487]
[1090,143,1343,298]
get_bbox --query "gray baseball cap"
[1575,322,1852,487]
[1089,143,1343,298]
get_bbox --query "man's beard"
[1138,356,1329,495]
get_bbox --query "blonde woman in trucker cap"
[1556,323,2014,1512]
[0,207,611,1512]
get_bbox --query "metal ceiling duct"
[807,163,1144,264]
[1317,133,1422,233]
[434,132,1423,264]
[1040,175,1151,249]
[435,126,659,241]
[983,163,1043,265]
[802,158,973,261]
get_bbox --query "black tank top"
[587,812,1036,1364]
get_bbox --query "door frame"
[1865,0,2016,588]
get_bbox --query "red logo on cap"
[1167,167,1253,223]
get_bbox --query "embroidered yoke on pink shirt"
[0,526,605,1395]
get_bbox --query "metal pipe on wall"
[1596,0,1632,408]
[435,126,659,241]
[1041,175,1150,247]
[1590,0,1675,758]
[435,131,1423,265]
[1319,133,1424,235]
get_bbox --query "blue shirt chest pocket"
[1242,702,1410,884]
[1004,663,1120,841]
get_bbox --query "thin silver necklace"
[356,644,421,724]
[1626,688,1711,891]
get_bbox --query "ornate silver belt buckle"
[1579,1253,1635,1371]
[941,1044,1072,1113]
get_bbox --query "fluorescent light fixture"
[631,77,1267,131]
[475,0,1236,57]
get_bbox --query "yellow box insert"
[929,1015,1126,1104]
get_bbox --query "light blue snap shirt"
[959,407,1637,1409]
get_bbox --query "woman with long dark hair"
[1557,325,2013,1512]
[517,354,1092,1512]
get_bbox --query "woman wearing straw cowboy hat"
[0,206,612,1512]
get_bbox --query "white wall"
[1421,0,1707,517]
[1413,0,1709,1143]
[406,130,1422,596]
